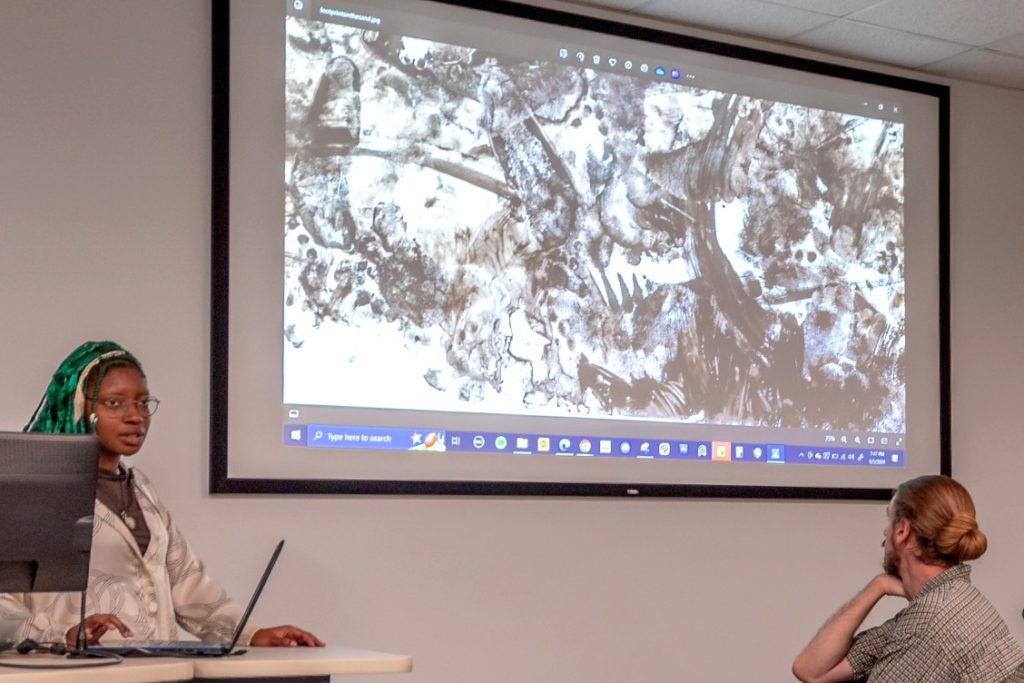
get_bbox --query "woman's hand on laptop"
[250,625,324,647]
[65,613,133,648]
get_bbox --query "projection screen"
[211,0,950,498]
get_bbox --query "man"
[792,475,1024,682]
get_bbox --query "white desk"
[191,646,412,681]
[0,655,191,682]
[0,646,411,682]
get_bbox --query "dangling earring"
[90,413,98,427]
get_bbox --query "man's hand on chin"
[872,573,907,599]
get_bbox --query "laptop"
[88,539,284,657]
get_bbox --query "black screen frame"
[209,0,951,499]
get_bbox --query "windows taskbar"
[283,424,905,468]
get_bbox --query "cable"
[66,647,125,663]
[0,658,124,670]
[77,587,87,652]
[0,640,124,670]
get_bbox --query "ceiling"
[560,0,1024,91]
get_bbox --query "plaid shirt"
[847,564,1024,682]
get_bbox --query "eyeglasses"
[96,397,161,417]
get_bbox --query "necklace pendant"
[121,511,136,530]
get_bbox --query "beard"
[882,533,900,577]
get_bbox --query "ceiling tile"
[637,0,834,40]
[561,0,1024,90]
[849,0,1024,46]
[792,19,969,68]
[923,48,1024,90]
[985,32,1024,57]
[763,0,887,18]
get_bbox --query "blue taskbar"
[284,424,905,468]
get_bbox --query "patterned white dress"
[0,468,259,645]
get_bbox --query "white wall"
[947,80,1024,646]
[1,2,1022,681]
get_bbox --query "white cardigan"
[0,468,259,645]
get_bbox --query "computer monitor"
[0,431,98,593]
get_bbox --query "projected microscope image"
[282,18,906,434]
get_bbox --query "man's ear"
[893,518,915,548]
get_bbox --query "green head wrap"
[24,341,145,434]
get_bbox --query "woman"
[0,341,323,649]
